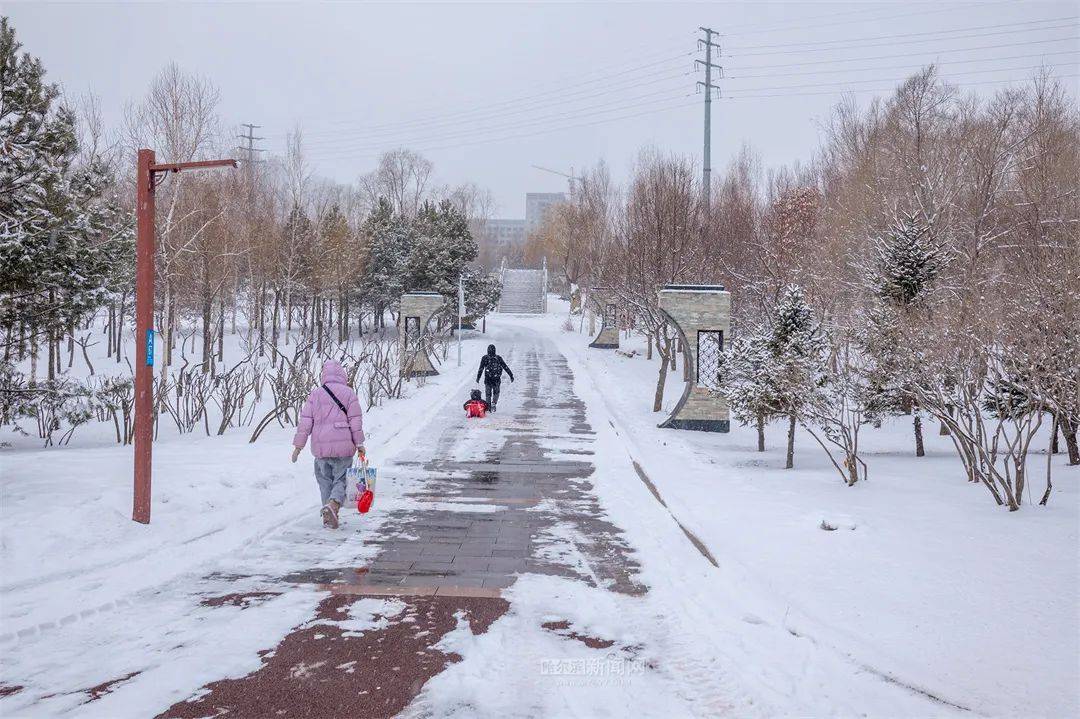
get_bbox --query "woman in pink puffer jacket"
[291,360,366,528]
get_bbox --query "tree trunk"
[29,335,38,382]
[256,281,265,352]
[939,406,951,435]
[846,454,860,486]
[116,293,128,362]
[162,283,174,370]
[231,280,238,335]
[115,289,128,360]
[67,320,75,369]
[785,413,796,469]
[914,414,925,457]
[1061,415,1080,466]
[201,283,212,373]
[652,349,670,412]
[756,413,765,452]
[47,327,55,381]
[271,289,280,356]
[284,285,293,343]
[1041,427,1054,506]
[1050,413,1060,454]
[217,297,225,362]
[107,303,115,358]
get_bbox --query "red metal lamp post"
[133,149,237,524]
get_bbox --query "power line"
[726,23,1077,58]
[725,49,1080,80]
[723,62,1075,94]
[321,97,701,162]
[724,35,1080,71]
[309,85,695,158]
[312,71,1072,164]
[719,2,1006,38]
[294,66,1078,168]
[293,66,695,150]
[305,57,1072,160]
[723,72,1078,99]
[724,15,1077,51]
[295,35,1075,152]
[265,52,695,143]
[318,86,692,156]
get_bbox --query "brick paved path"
[160,331,646,718]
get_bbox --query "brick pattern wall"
[589,299,620,349]
[400,293,445,377]
[657,288,731,430]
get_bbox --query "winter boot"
[321,501,340,529]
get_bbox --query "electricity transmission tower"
[237,123,264,200]
[696,27,722,210]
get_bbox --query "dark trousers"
[484,379,501,408]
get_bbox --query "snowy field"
[535,299,1079,719]
[1,305,1077,718]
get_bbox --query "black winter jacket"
[477,353,514,385]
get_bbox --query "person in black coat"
[476,344,514,411]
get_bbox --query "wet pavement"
[158,332,646,717]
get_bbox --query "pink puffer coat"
[292,361,365,458]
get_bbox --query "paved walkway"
[160,330,646,717]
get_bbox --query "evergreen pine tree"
[405,199,477,297]
[363,198,414,323]
[724,284,826,466]
[1,17,132,370]
[862,213,946,456]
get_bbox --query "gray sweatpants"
[314,456,352,505]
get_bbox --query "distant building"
[477,218,526,269]
[478,192,567,269]
[485,219,527,247]
[525,192,566,235]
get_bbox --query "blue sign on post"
[146,329,155,367]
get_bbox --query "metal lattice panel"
[404,316,420,348]
[696,330,723,389]
[604,304,617,327]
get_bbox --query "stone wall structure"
[400,292,445,378]
[657,284,730,433]
[588,294,620,350]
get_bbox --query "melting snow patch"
[309,597,407,636]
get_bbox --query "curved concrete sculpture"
[400,291,445,378]
[657,284,730,433]
[588,295,620,350]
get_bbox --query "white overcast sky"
[6,1,1079,217]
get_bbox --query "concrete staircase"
[498,268,547,314]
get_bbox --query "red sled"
[465,400,487,418]
[357,488,374,513]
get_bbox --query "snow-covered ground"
[531,299,1079,718]
[2,305,1076,718]
[0,327,487,640]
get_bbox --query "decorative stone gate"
[399,291,445,378]
[657,284,730,432]
[588,294,620,350]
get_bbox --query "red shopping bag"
[358,488,374,513]
[356,459,376,513]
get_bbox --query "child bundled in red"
[463,388,490,418]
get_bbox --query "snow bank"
[514,302,1077,718]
